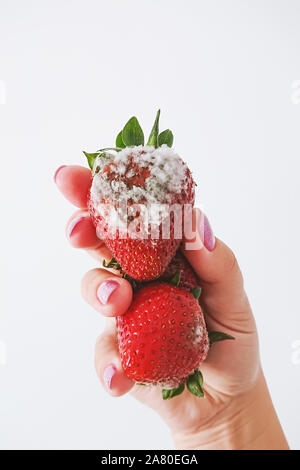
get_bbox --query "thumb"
[182,209,252,332]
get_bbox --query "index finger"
[54,165,91,208]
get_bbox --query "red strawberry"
[85,111,195,281]
[160,250,199,291]
[116,282,209,391]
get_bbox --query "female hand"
[55,164,288,450]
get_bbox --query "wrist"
[172,370,289,450]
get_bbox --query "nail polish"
[54,165,66,183]
[103,364,116,390]
[67,216,85,239]
[97,280,119,305]
[203,214,215,251]
[197,212,215,251]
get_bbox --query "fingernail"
[198,213,215,251]
[103,364,117,390]
[54,165,66,183]
[97,280,119,305]
[67,216,86,239]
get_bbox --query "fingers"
[54,165,92,208]
[57,166,113,261]
[81,268,133,317]
[95,321,134,397]
[182,208,251,328]
[182,209,242,285]
[66,210,102,248]
[65,210,113,262]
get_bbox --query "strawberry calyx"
[162,383,185,400]
[190,286,202,300]
[162,369,204,400]
[103,258,184,291]
[208,331,235,346]
[83,110,174,170]
[102,257,122,271]
[186,369,204,397]
[102,257,140,291]
[168,271,181,287]
[162,332,235,400]
[83,151,114,173]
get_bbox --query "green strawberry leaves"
[102,257,122,271]
[83,149,120,170]
[208,331,235,347]
[169,271,181,287]
[147,110,174,148]
[162,383,185,400]
[97,147,122,152]
[147,109,160,147]
[85,111,174,168]
[190,286,202,300]
[162,370,205,400]
[122,116,144,147]
[83,152,100,170]
[186,370,204,398]
[158,129,174,147]
[103,257,140,291]
[116,131,126,148]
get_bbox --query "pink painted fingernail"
[103,364,117,390]
[54,165,66,183]
[203,214,215,251]
[67,216,86,239]
[198,213,215,251]
[97,280,119,305]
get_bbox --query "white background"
[0,0,300,450]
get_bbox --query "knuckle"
[222,248,243,284]
[95,332,106,350]
[225,249,238,273]
[80,268,99,299]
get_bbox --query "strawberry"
[116,280,209,393]
[84,111,195,281]
[101,256,235,398]
[161,250,199,291]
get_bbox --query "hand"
[55,164,289,450]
